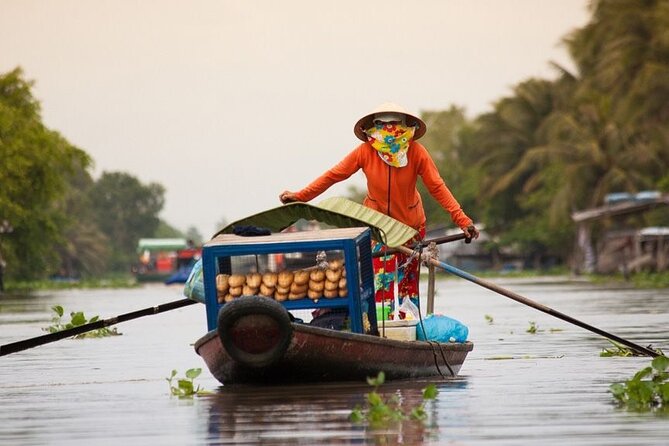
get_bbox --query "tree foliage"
[0,68,93,279]
[417,1,669,266]
[89,172,165,271]
[1,68,171,280]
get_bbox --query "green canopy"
[215,197,417,248]
[137,238,188,253]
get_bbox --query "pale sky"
[1,0,590,238]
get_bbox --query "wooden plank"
[427,264,435,315]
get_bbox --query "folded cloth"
[232,225,271,236]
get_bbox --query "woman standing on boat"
[279,102,479,305]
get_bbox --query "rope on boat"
[413,241,455,378]
[374,223,457,377]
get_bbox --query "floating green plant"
[43,305,121,338]
[166,368,209,397]
[610,355,669,412]
[601,340,639,357]
[523,321,562,334]
[600,340,664,357]
[484,314,494,324]
[349,372,438,428]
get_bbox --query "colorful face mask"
[365,123,415,167]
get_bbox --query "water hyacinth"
[610,356,669,412]
[43,305,121,338]
[349,372,439,428]
[166,368,209,398]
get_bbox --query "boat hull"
[195,323,473,385]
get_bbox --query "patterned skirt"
[372,225,425,306]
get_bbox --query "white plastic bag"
[397,296,420,320]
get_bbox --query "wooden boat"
[194,296,473,385]
[189,198,474,385]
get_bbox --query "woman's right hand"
[279,190,299,204]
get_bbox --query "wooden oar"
[1,298,197,357]
[372,233,469,258]
[398,246,660,358]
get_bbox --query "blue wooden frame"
[201,228,376,333]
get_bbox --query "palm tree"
[473,78,558,231]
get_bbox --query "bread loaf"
[277,271,294,288]
[246,273,262,288]
[293,270,309,285]
[228,274,246,288]
[216,274,230,293]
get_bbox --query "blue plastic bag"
[416,314,469,343]
[183,259,205,303]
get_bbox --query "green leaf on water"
[367,391,383,406]
[367,371,385,387]
[659,382,669,404]
[70,311,86,327]
[409,405,427,421]
[178,379,194,394]
[422,384,438,400]
[632,366,653,382]
[185,368,202,380]
[350,407,364,423]
[609,383,626,400]
[52,305,64,317]
[652,355,669,372]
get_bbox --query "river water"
[1,278,668,445]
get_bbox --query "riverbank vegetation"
[1,0,667,285]
[0,69,201,284]
[588,271,669,289]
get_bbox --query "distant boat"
[132,238,201,283]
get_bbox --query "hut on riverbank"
[571,192,669,274]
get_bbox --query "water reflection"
[203,379,468,445]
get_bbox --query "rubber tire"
[217,296,293,368]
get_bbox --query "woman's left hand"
[279,190,299,204]
[462,224,479,240]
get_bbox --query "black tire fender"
[217,296,293,368]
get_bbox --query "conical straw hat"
[353,102,426,141]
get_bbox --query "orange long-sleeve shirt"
[294,142,473,230]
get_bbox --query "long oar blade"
[403,247,659,358]
[1,298,197,357]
